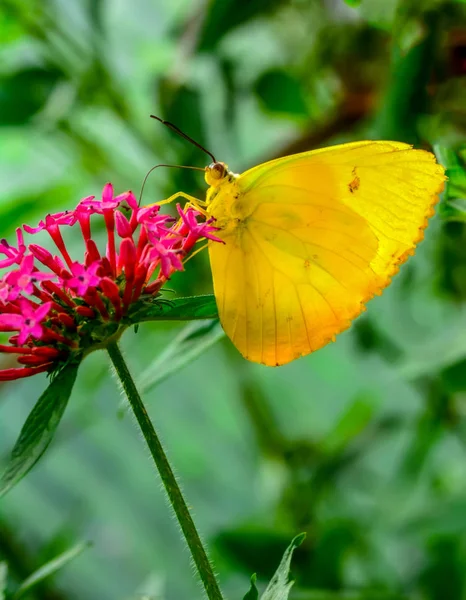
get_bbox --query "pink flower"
[23,211,77,234]
[0,229,26,268]
[177,205,223,252]
[77,183,137,214]
[115,211,133,238]
[145,240,184,279]
[6,254,55,300]
[65,262,102,296]
[137,206,175,236]
[24,213,76,269]
[0,184,220,381]
[0,300,52,344]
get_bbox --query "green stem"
[107,342,224,600]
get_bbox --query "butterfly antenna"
[150,115,217,163]
[139,163,205,205]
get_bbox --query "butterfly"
[203,142,445,366]
[150,120,446,366]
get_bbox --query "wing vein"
[271,269,278,366]
[223,246,240,344]
[251,222,371,283]
[247,232,264,364]
[252,216,376,256]
[247,227,340,325]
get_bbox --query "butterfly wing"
[208,141,445,366]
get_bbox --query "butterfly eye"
[212,163,226,178]
[205,162,228,186]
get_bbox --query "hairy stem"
[107,341,224,600]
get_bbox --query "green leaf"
[217,529,301,578]
[13,541,90,599]
[322,394,375,453]
[243,574,259,600]
[0,562,7,600]
[435,146,466,200]
[129,295,219,323]
[140,319,224,394]
[434,146,466,222]
[439,198,466,223]
[261,534,305,600]
[255,70,308,117]
[343,0,361,6]
[0,360,81,498]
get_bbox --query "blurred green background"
[1,0,466,598]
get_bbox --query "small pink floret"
[6,254,55,300]
[177,205,223,244]
[24,211,78,234]
[78,183,136,214]
[138,206,175,237]
[66,261,101,296]
[0,300,52,344]
[146,240,184,279]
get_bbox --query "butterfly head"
[205,162,229,187]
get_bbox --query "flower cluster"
[0,184,221,381]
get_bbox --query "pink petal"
[0,313,23,329]
[34,301,53,321]
[102,183,114,203]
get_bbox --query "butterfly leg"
[183,242,209,264]
[153,192,207,213]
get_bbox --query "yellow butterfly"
[152,120,445,366]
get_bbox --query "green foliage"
[255,71,308,117]
[195,0,286,52]
[242,535,304,600]
[0,68,61,125]
[0,293,218,500]
[243,575,259,600]
[0,360,80,497]
[139,319,224,394]
[13,541,89,599]
[0,543,89,600]
[436,146,466,222]
[129,295,218,323]
[260,534,305,600]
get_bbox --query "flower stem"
[107,341,224,600]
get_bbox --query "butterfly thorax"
[204,162,245,235]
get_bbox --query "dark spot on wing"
[348,167,360,194]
